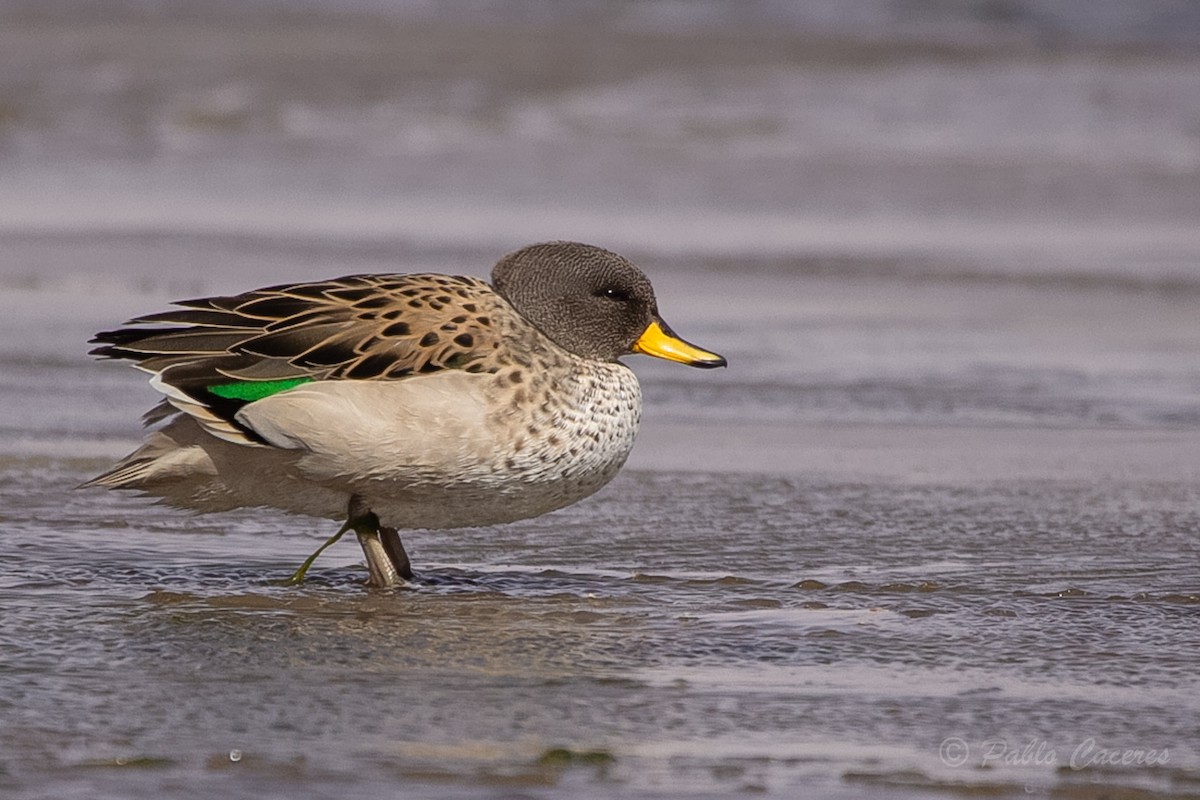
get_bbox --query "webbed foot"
[284,495,414,587]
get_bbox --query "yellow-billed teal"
[86,241,726,586]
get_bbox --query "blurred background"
[3,3,1200,799]
[2,0,1199,453]
[3,0,1199,262]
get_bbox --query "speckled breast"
[477,359,643,521]
[361,359,644,530]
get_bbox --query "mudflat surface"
[2,4,1199,798]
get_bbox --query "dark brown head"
[491,241,726,367]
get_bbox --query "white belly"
[136,363,643,530]
[361,362,643,529]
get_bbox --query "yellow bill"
[632,318,727,368]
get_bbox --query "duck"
[85,241,727,586]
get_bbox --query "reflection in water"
[2,2,1199,797]
[2,459,1198,798]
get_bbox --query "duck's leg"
[284,495,413,587]
[378,526,414,581]
[348,496,413,588]
[284,520,353,585]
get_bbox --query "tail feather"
[80,428,218,491]
[79,415,344,519]
[79,456,159,489]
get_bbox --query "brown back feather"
[90,273,511,427]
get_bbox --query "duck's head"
[491,241,727,368]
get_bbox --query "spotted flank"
[86,241,726,587]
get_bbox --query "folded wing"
[90,273,505,445]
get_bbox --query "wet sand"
[3,4,1200,799]
[635,421,1200,483]
[4,230,1199,800]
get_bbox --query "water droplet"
[229,749,242,762]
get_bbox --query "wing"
[90,273,507,445]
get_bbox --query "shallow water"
[5,460,1200,800]
[3,3,1200,799]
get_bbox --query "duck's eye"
[597,287,631,302]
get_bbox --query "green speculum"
[207,377,313,402]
